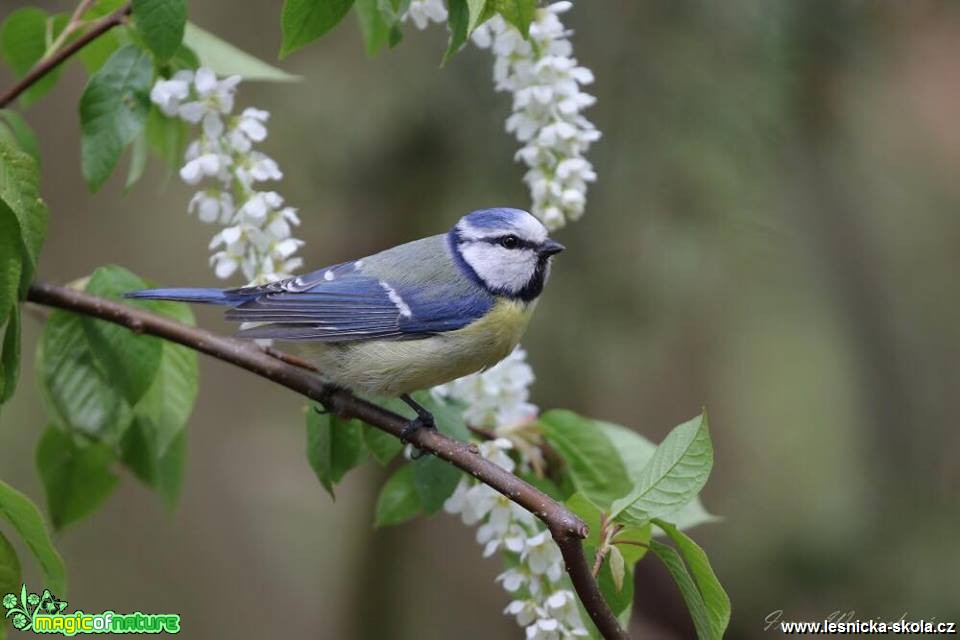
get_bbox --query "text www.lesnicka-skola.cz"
[777,619,956,635]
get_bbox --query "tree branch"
[27,280,629,640]
[0,2,132,109]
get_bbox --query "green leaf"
[0,9,66,106]
[79,45,153,192]
[0,480,66,595]
[120,421,187,509]
[608,544,625,591]
[411,454,461,514]
[649,540,711,637]
[132,0,187,61]
[0,111,39,164]
[355,0,390,56]
[124,132,148,192]
[1,307,21,404]
[597,420,718,532]
[538,410,632,509]
[467,0,493,33]
[306,407,367,498]
[145,105,188,170]
[77,26,124,74]
[654,520,730,639]
[609,413,713,526]
[374,464,422,527]
[493,0,535,37]
[82,267,163,404]
[183,22,298,82]
[362,423,403,466]
[37,310,132,444]
[36,427,120,530]
[0,530,21,624]
[280,0,356,58]
[0,136,48,282]
[592,543,633,616]
[444,0,469,62]
[0,206,22,334]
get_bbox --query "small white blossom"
[151,67,304,286]
[472,2,599,229]
[403,0,448,29]
[432,347,538,428]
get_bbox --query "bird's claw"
[401,416,436,460]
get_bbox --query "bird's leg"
[399,394,436,459]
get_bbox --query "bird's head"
[449,207,565,301]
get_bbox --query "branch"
[27,280,630,640]
[0,3,132,109]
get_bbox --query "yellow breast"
[297,299,537,396]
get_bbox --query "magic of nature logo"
[3,585,180,636]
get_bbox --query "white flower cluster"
[437,350,586,638]
[444,439,588,639]
[471,2,599,230]
[403,0,448,29]
[150,68,303,285]
[432,346,537,428]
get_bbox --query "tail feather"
[124,287,240,305]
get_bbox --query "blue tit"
[126,207,564,431]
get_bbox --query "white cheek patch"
[461,243,538,294]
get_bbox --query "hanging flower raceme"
[403,0,448,29]
[150,67,304,285]
[471,2,599,230]
[438,349,589,639]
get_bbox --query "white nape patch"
[460,243,538,294]
[324,270,335,281]
[379,280,412,317]
[457,210,548,244]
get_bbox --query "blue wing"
[224,259,493,342]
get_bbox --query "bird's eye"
[500,235,520,249]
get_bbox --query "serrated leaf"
[0,480,65,595]
[0,111,39,165]
[609,413,713,526]
[36,427,119,531]
[306,407,367,498]
[0,136,48,279]
[82,266,163,404]
[374,464,421,527]
[132,0,187,61]
[355,0,389,56]
[79,45,153,192]
[649,538,726,640]
[1,307,21,404]
[280,0,356,58]
[0,206,22,337]
[597,420,718,532]
[654,520,730,639]
[37,310,132,444]
[183,23,298,82]
[0,9,67,106]
[538,410,632,509]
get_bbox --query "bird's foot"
[399,394,436,459]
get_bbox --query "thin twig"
[0,2,131,109]
[27,280,630,640]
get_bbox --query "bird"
[126,207,564,441]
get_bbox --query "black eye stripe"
[481,235,538,250]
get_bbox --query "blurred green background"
[2,1,959,637]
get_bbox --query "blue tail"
[124,287,243,305]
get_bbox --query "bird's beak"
[540,239,565,257]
